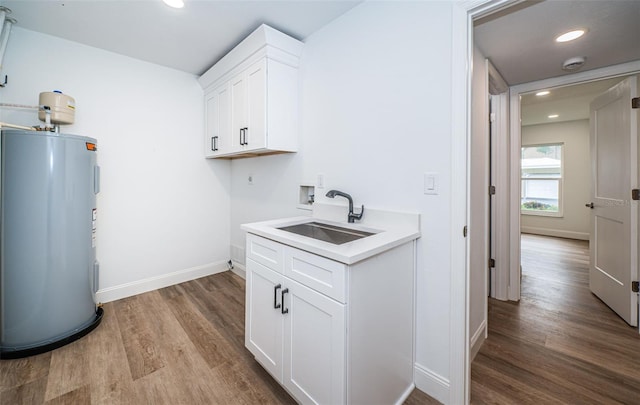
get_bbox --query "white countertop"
[241,204,421,264]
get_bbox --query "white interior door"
[589,76,638,327]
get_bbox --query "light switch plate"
[424,172,438,195]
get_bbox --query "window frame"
[521,142,564,217]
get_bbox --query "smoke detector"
[562,56,585,71]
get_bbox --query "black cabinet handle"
[281,288,289,314]
[273,284,281,309]
[239,128,244,145]
[243,127,248,145]
[211,136,218,151]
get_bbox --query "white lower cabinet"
[246,258,345,404]
[245,233,415,405]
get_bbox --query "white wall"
[520,120,590,240]
[0,28,231,301]
[229,2,455,401]
[469,47,488,360]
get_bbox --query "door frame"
[506,60,640,301]
[455,1,640,403]
[451,1,522,403]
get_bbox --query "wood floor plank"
[85,302,137,404]
[0,376,47,405]
[113,294,166,381]
[43,384,90,405]
[0,352,51,392]
[162,293,235,370]
[43,336,89,401]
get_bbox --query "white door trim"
[507,60,640,302]
[451,1,521,403]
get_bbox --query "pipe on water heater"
[0,7,15,71]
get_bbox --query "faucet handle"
[350,205,364,222]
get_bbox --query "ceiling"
[519,77,626,126]
[0,0,361,75]
[2,0,638,126]
[474,0,640,86]
[475,0,640,127]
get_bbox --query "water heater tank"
[38,91,75,125]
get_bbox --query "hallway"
[471,234,640,404]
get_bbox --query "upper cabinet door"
[204,90,218,158]
[245,59,268,151]
[204,82,231,157]
[230,71,247,153]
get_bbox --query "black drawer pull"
[281,288,289,314]
[273,284,281,309]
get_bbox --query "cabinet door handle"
[211,136,218,151]
[281,288,289,314]
[243,127,249,145]
[273,284,281,309]
[239,128,244,145]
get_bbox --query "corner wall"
[0,28,232,301]
[229,2,455,402]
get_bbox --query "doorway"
[509,74,639,304]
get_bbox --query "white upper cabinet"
[204,82,230,157]
[199,25,303,159]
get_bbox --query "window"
[521,143,563,216]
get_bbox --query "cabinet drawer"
[284,247,346,303]
[246,234,284,274]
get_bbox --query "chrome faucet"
[325,190,364,223]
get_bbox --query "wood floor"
[5,234,635,404]
[0,271,438,404]
[471,233,640,404]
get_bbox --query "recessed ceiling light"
[548,114,559,119]
[163,0,184,8]
[556,29,585,43]
[536,91,550,96]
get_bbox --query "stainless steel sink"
[277,222,376,245]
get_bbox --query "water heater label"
[92,209,97,248]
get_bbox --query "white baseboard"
[95,260,229,303]
[521,226,589,241]
[470,319,487,362]
[230,262,246,279]
[414,363,449,405]
[394,382,416,405]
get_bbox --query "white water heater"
[0,129,103,359]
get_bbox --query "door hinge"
[489,185,496,195]
[488,258,495,268]
[632,281,639,293]
[632,97,640,109]
[632,189,640,201]
[463,226,468,237]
